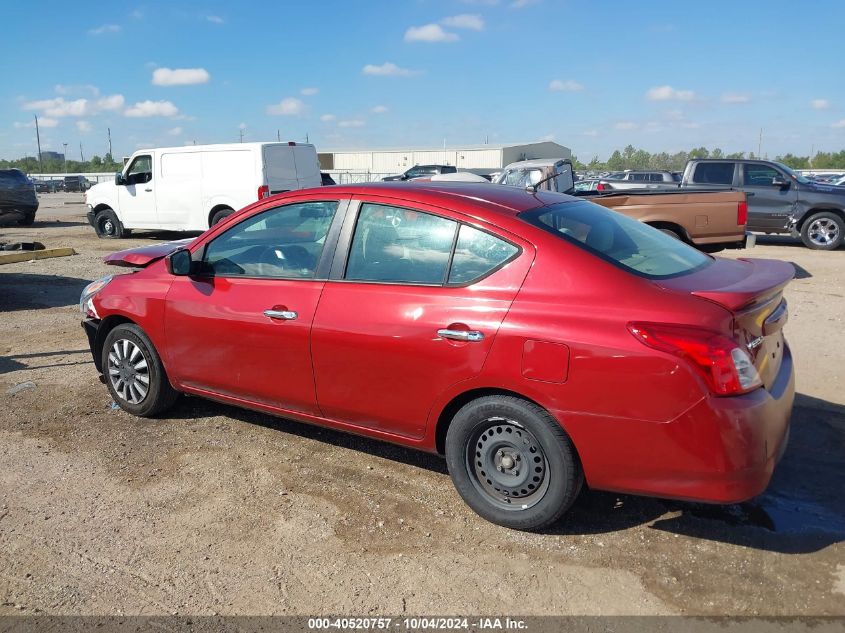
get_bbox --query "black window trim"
[190,198,350,282]
[125,153,153,185]
[328,198,523,288]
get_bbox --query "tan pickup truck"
[493,158,751,251]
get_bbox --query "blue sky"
[3,0,845,162]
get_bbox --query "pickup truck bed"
[576,188,748,250]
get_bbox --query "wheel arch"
[795,207,845,231]
[207,204,235,228]
[92,315,136,373]
[644,220,691,242]
[433,387,578,457]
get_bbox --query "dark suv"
[63,175,91,192]
[681,159,845,250]
[0,169,38,225]
[382,165,457,181]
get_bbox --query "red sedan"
[80,183,795,530]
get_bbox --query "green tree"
[606,150,624,171]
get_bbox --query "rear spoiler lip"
[690,258,795,312]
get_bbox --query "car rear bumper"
[571,343,795,504]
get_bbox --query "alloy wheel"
[107,339,150,405]
[808,218,840,247]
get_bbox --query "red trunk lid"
[658,257,794,390]
[103,239,194,268]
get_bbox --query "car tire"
[658,227,683,241]
[17,210,36,226]
[210,207,234,226]
[445,395,583,531]
[101,323,179,417]
[94,208,127,239]
[800,211,844,250]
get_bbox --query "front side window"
[692,162,734,185]
[743,164,780,186]
[201,201,339,279]
[126,155,152,185]
[346,204,457,284]
[520,201,711,279]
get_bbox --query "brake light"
[628,322,762,396]
[596,182,606,191]
[737,200,748,226]
[258,185,270,200]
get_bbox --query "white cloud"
[89,24,121,35]
[206,15,224,24]
[238,122,247,130]
[97,94,125,111]
[362,62,418,77]
[722,93,751,103]
[582,129,598,137]
[55,84,99,96]
[404,24,459,42]
[23,94,124,117]
[646,85,695,101]
[371,105,389,114]
[130,9,143,19]
[338,119,365,128]
[301,87,319,96]
[320,114,336,122]
[511,0,539,7]
[441,14,484,30]
[152,67,211,86]
[615,121,638,130]
[14,118,58,129]
[549,79,584,92]
[76,120,92,133]
[812,99,831,110]
[665,109,684,121]
[832,120,845,129]
[124,100,180,117]
[168,126,183,136]
[267,98,306,116]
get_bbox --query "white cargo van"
[85,142,321,237]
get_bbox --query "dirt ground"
[0,193,843,616]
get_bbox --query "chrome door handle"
[437,329,484,342]
[264,309,298,320]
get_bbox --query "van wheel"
[445,396,583,531]
[95,208,127,239]
[800,212,844,250]
[210,207,234,227]
[17,210,36,226]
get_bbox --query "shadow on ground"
[0,273,90,311]
[164,390,844,554]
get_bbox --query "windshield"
[774,162,811,185]
[520,201,712,279]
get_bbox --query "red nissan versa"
[80,183,795,530]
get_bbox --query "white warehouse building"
[318,141,571,179]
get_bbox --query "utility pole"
[239,128,244,143]
[277,129,281,142]
[107,127,112,160]
[62,143,68,173]
[758,128,762,158]
[34,114,43,173]
[306,133,309,143]
[79,142,84,163]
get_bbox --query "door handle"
[264,309,298,320]
[144,188,153,192]
[437,328,484,342]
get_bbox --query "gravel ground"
[0,193,843,616]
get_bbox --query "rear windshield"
[520,201,712,279]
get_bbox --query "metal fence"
[325,171,394,184]
[27,172,116,184]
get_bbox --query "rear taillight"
[258,185,270,200]
[596,182,606,191]
[628,322,762,396]
[737,200,748,226]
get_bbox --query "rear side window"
[448,225,518,284]
[520,201,711,279]
[692,162,734,185]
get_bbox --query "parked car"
[84,142,322,237]
[33,179,52,193]
[382,165,457,181]
[0,168,38,225]
[64,175,92,192]
[81,182,794,530]
[681,158,845,249]
[497,159,749,251]
[599,171,681,191]
[573,178,602,192]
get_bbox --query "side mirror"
[166,249,194,276]
[772,176,789,188]
[115,173,126,186]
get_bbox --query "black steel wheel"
[94,208,127,239]
[445,395,583,531]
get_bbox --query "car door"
[117,154,158,228]
[164,197,347,414]
[740,163,799,232]
[310,197,533,439]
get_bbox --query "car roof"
[502,158,567,169]
[295,181,573,217]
